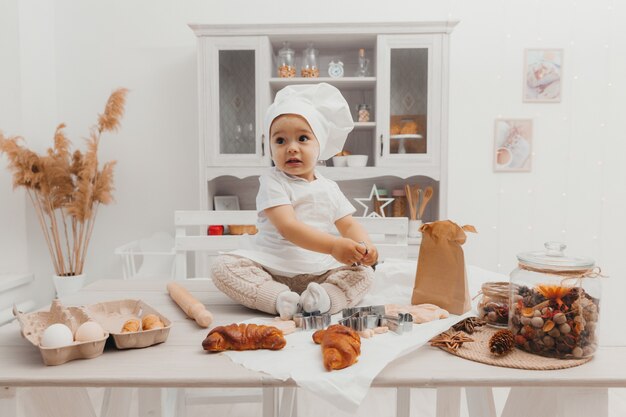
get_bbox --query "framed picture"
[493,119,533,172]
[213,195,240,211]
[523,49,563,102]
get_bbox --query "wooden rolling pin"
[166,282,213,328]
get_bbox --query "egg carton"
[86,299,171,349]
[13,298,171,366]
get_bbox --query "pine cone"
[489,329,515,356]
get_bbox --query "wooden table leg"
[138,388,163,417]
[22,387,97,417]
[263,387,278,417]
[396,388,410,417]
[0,387,16,417]
[501,387,556,417]
[556,388,608,417]
[465,387,496,417]
[101,387,133,417]
[279,388,297,417]
[436,387,461,417]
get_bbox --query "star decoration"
[354,185,394,218]
[429,330,474,352]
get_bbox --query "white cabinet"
[191,22,457,219]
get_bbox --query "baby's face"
[270,114,320,182]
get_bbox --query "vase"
[408,220,423,238]
[52,273,86,297]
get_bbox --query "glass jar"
[355,48,370,77]
[391,189,406,217]
[301,43,319,78]
[357,104,371,122]
[509,242,601,359]
[277,42,296,78]
[477,282,511,328]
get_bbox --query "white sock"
[300,282,331,314]
[275,291,300,320]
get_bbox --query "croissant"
[312,324,361,371]
[202,323,286,352]
[142,314,164,330]
[121,318,141,333]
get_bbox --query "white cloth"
[265,83,354,160]
[222,263,509,411]
[231,167,355,277]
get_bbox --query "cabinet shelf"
[353,122,376,130]
[206,166,440,181]
[269,77,376,91]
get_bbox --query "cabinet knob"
[380,134,384,157]
[261,134,265,156]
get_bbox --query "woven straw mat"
[436,326,591,370]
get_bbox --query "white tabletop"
[1,279,625,389]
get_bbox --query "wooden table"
[0,280,624,417]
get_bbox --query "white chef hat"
[265,83,354,160]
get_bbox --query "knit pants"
[210,254,374,315]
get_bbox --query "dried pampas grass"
[0,88,128,276]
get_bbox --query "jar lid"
[391,189,405,197]
[517,242,595,271]
[377,188,388,196]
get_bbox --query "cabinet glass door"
[376,35,442,167]
[203,37,271,166]
[219,50,256,155]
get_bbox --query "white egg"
[40,323,74,348]
[74,321,105,342]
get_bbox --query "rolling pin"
[166,282,213,328]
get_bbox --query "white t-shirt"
[231,167,356,277]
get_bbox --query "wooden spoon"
[418,186,433,219]
[405,184,416,220]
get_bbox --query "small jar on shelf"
[301,43,319,78]
[277,42,296,78]
[477,282,511,328]
[357,104,371,122]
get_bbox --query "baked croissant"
[202,323,286,352]
[142,314,164,330]
[312,324,361,371]
[121,318,141,333]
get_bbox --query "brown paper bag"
[411,220,477,315]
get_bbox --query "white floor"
[14,386,626,416]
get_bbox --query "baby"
[211,83,378,319]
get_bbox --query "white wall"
[3,0,625,343]
[0,0,28,275]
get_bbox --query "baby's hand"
[361,243,379,266]
[331,238,365,266]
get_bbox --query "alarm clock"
[328,60,344,78]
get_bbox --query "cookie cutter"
[380,313,414,334]
[341,305,386,318]
[339,305,413,334]
[339,306,384,332]
[292,311,331,330]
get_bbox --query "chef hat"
[265,83,354,160]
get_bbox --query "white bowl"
[332,156,348,167]
[346,155,368,167]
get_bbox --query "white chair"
[114,232,176,279]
